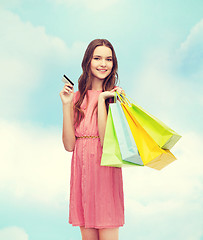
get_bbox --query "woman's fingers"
[110,88,116,93]
[64,83,73,89]
[60,84,74,105]
[113,86,124,94]
[65,86,73,92]
[117,88,123,94]
[64,85,74,94]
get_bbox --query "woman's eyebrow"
[93,55,112,58]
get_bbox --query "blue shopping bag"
[110,102,144,165]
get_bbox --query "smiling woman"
[59,39,124,240]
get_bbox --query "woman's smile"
[97,69,107,72]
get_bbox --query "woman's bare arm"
[62,102,76,152]
[60,84,76,152]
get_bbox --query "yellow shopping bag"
[117,92,181,150]
[121,103,176,170]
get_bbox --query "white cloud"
[49,0,120,11]
[178,18,203,77]
[0,6,86,118]
[0,226,28,240]
[1,118,202,239]
[0,0,22,8]
[0,119,72,208]
[122,131,203,239]
[131,19,203,132]
[180,19,203,52]
[0,118,202,239]
[0,7,68,84]
[130,46,183,130]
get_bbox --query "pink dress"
[68,90,125,229]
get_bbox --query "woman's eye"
[94,57,100,60]
[107,59,112,61]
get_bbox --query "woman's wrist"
[98,93,107,101]
[62,101,73,109]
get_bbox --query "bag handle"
[116,91,143,109]
[116,91,132,107]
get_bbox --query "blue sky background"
[0,0,203,239]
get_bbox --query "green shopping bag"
[117,93,182,150]
[101,106,140,168]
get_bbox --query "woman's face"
[90,45,113,82]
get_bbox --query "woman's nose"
[100,59,106,66]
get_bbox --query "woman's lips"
[97,69,107,72]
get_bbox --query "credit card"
[62,74,74,86]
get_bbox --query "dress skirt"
[68,90,125,229]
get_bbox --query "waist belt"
[76,135,100,139]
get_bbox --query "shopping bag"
[117,93,182,150]
[110,102,143,165]
[121,103,177,170]
[101,106,140,168]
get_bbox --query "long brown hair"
[74,39,118,124]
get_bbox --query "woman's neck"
[91,78,103,91]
